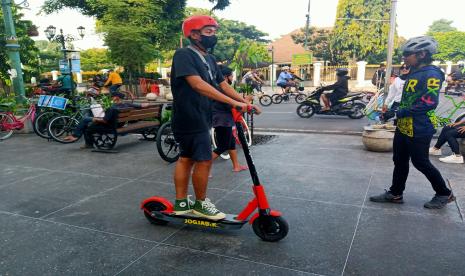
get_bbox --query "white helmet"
[401,36,438,55]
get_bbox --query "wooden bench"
[87,105,162,151]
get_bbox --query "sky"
[20,0,465,50]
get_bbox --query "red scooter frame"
[141,107,288,242]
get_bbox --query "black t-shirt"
[170,47,225,134]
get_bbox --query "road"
[252,101,370,134]
[251,90,464,134]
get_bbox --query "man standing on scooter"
[170,15,261,220]
[370,36,455,209]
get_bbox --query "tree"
[427,19,457,35]
[80,48,114,71]
[1,6,39,84]
[331,0,400,63]
[292,27,334,63]
[431,31,465,62]
[230,41,270,79]
[35,40,61,73]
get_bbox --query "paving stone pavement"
[0,133,464,276]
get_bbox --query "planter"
[362,126,395,152]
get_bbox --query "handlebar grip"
[235,105,255,113]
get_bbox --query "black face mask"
[199,35,218,50]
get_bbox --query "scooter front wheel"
[252,215,288,242]
[142,200,171,225]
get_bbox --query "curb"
[253,128,441,138]
[253,128,363,136]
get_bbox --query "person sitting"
[104,69,123,94]
[381,64,410,122]
[429,119,465,164]
[49,74,74,95]
[320,68,350,111]
[241,69,264,92]
[446,63,465,91]
[63,91,150,148]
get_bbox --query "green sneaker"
[192,198,226,220]
[174,196,194,215]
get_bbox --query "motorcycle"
[296,85,366,119]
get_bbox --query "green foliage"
[331,0,399,63]
[0,6,40,82]
[230,41,270,79]
[427,19,457,36]
[431,31,465,62]
[292,27,333,62]
[80,48,114,71]
[35,40,61,73]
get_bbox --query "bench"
[87,105,162,151]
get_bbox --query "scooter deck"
[151,211,247,230]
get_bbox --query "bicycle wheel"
[0,113,14,140]
[234,117,252,147]
[211,127,231,160]
[33,111,60,139]
[295,93,306,103]
[272,94,283,104]
[156,122,180,163]
[48,116,80,143]
[259,95,272,106]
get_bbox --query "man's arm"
[219,81,247,103]
[185,76,247,111]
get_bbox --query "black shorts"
[328,93,343,106]
[213,126,236,155]
[174,131,212,161]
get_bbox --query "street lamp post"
[1,0,27,101]
[383,0,397,105]
[44,25,85,96]
[268,45,274,92]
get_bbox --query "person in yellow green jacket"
[104,69,123,94]
[370,36,455,210]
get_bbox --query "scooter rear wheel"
[143,201,170,225]
[252,215,288,242]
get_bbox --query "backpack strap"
[187,46,216,85]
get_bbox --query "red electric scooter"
[141,107,288,242]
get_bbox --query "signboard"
[59,60,69,74]
[71,59,81,73]
[292,53,313,66]
[38,95,68,110]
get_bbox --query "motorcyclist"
[320,68,350,111]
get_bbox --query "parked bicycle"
[0,100,37,140]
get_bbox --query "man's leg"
[445,128,464,154]
[411,136,450,196]
[192,160,212,200]
[389,131,411,195]
[434,126,454,150]
[174,157,194,199]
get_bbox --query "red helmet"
[182,15,219,38]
